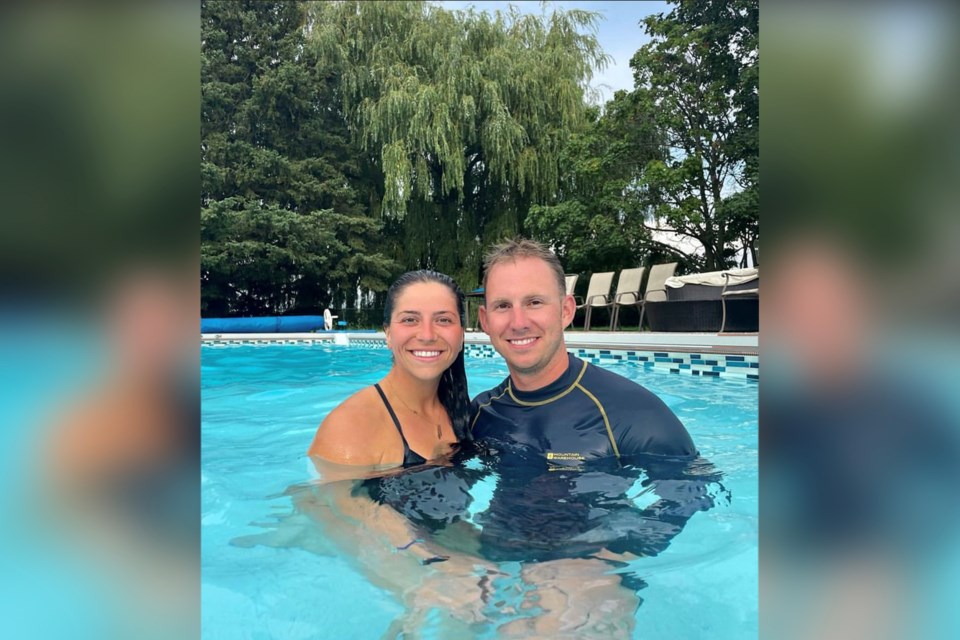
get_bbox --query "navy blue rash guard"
[470,353,697,466]
[362,357,712,564]
[458,353,706,562]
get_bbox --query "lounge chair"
[564,274,579,297]
[637,262,678,331]
[604,267,646,331]
[574,271,615,331]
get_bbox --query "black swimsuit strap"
[374,383,407,442]
[374,383,426,466]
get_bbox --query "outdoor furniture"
[643,298,723,332]
[636,262,678,331]
[574,271,615,331]
[644,267,758,332]
[720,269,759,333]
[564,274,579,297]
[465,287,485,331]
[663,268,758,300]
[604,267,646,331]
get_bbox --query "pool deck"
[201,329,758,356]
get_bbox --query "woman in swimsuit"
[307,270,471,467]
[302,271,491,634]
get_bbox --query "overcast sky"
[434,1,671,105]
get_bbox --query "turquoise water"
[201,344,758,639]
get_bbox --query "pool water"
[202,344,758,639]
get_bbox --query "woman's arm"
[292,458,496,629]
[300,456,480,565]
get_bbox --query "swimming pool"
[201,344,758,639]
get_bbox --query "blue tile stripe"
[201,339,758,380]
[467,344,757,379]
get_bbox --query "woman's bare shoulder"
[307,386,392,464]
[321,387,383,433]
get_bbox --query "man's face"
[479,257,576,389]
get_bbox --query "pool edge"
[201,332,759,381]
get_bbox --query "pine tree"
[201,0,395,316]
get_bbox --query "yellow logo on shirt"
[546,452,585,461]
[546,451,585,472]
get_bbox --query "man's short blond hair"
[482,237,566,296]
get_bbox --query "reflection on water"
[367,444,729,566]
[236,446,733,638]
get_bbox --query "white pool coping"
[201,330,758,356]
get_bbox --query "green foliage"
[528,0,758,275]
[629,0,759,270]
[527,91,685,275]
[201,0,396,316]
[307,0,607,290]
[200,0,759,316]
[201,198,393,316]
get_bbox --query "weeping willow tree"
[307,1,607,289]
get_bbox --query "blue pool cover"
[201,316,327,333]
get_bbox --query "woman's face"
[384,282,463,382]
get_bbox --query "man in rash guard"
[470,238,697,466]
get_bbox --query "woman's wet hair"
[383,270,472,441]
